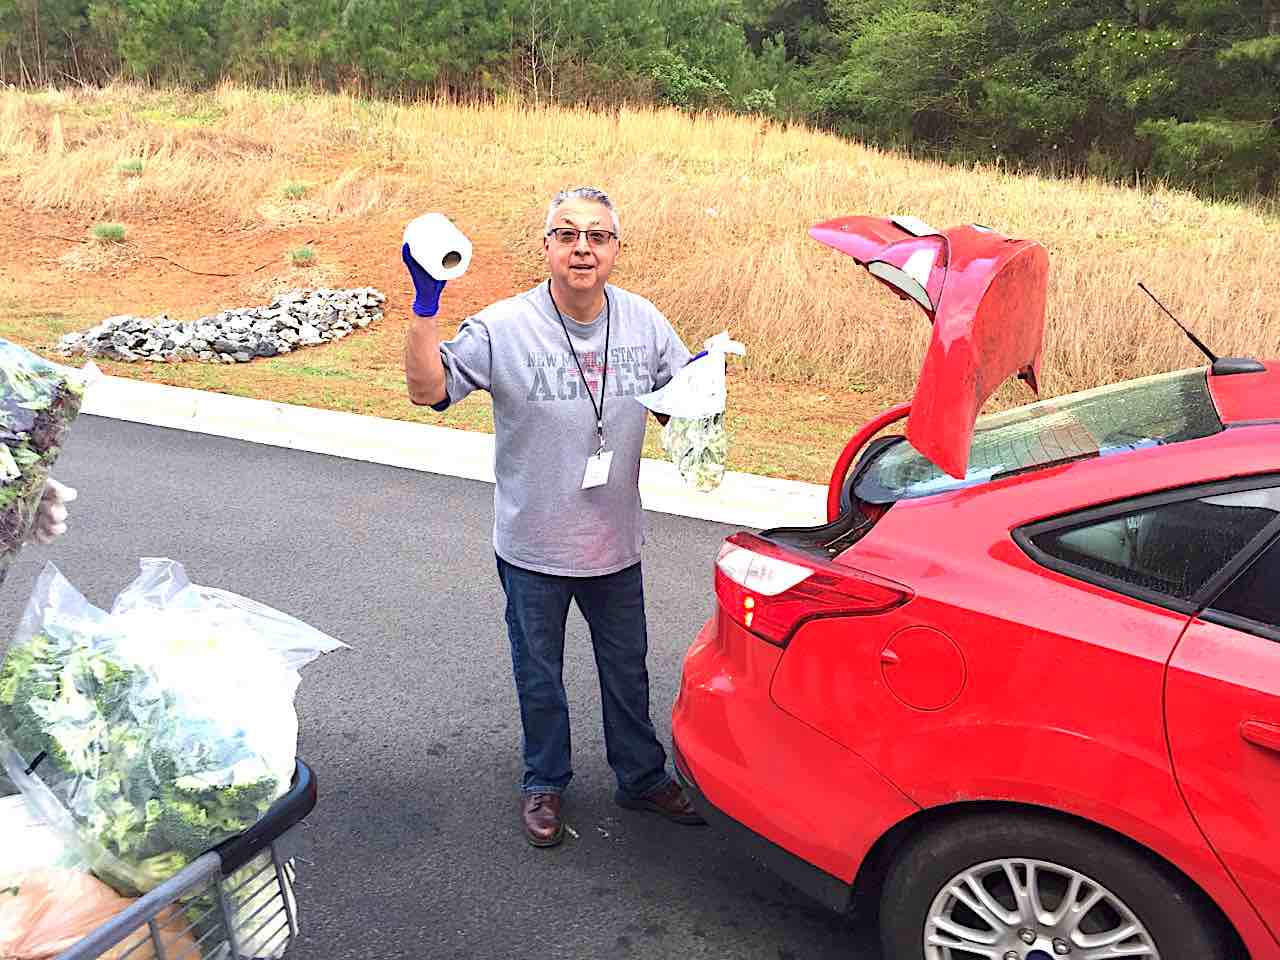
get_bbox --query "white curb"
[80,375,828,530]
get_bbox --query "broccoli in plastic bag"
[638,332,745,492]
[0,559,345,897]
[0,340,86,586]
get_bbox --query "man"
[402,187,705,847]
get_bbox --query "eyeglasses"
[546,228,618,247]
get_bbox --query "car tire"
[879,810,1234,960]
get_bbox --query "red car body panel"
[809,217,1048,479]
[671,610,919,885]
[1168,617,1280,944]
[1209,359,1280,423]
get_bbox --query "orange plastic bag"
[0,868,196,959]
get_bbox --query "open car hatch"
[809,215,1049,478]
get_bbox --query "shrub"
[741,88,778,116]
[288,246,315,267]
[650,52,730,110]
[116,159,144,177]
[91,223,127,243]
[282,182,309,199]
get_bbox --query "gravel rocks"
[57,288,386,364]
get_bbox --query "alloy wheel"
[924,857,1160,959]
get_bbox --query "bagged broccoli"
[0,559,344,897]
[638,332,745,492]
[0,340,86,586]
[660,413,729,492]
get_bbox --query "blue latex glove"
[402,243,448,317]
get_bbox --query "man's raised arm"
[402,242,449,407]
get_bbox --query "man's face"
[543,198,619,299]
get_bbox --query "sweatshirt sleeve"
[650,307,692,390]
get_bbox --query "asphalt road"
[0,416,878,960]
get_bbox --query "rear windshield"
[855,368,1222,503]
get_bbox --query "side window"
[1210,538,1280,631]
[1027,487,1280,603]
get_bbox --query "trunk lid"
[809,215,1049,478]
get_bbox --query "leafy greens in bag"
[660,413,728,493]
[0,340,85,585]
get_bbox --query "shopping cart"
[54,759,317,960]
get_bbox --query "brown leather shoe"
[521,792,564,847]
[615,781,707,825]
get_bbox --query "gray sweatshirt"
[436,282,691,576]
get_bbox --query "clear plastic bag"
[637,332,744,493]
[0,340,87,586]
[0,560,345,895]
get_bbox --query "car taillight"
[714,532,910,646]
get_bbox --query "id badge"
[581,450,614,489]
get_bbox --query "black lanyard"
[548,281,611,452]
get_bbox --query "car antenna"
[1137,282,1217,363]
[1137,282,1265,376]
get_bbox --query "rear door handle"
[1240,720,1280,753]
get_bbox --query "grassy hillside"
[2,85,1276,482]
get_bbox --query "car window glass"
[1031,488,1280,601]
[856,368,1221,503]
[1211,538,1280,629]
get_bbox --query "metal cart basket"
[54,759,317,960]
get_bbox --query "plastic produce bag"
[0,559,344,896]
[637,332,745,492]
[0,341,87,587]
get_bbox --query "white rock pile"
[56,288,386,364]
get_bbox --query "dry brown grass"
[244,264,342,300]
[58,239,139,272]
[3,84,1277,401]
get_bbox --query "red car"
[672,216,1280,960]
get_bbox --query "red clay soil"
[0,195,525,327]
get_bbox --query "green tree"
[220,0,343,87]
[1067,0,1279,195]
[742,0,835,64]
[817,0,1278,195]
[1,0,114,85]
[88,0,221,84]
[817,0,987,143]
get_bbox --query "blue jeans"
[496,556,672,800]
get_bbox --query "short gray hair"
[545,186,620,237]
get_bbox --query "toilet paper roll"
[403,212,473,282]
